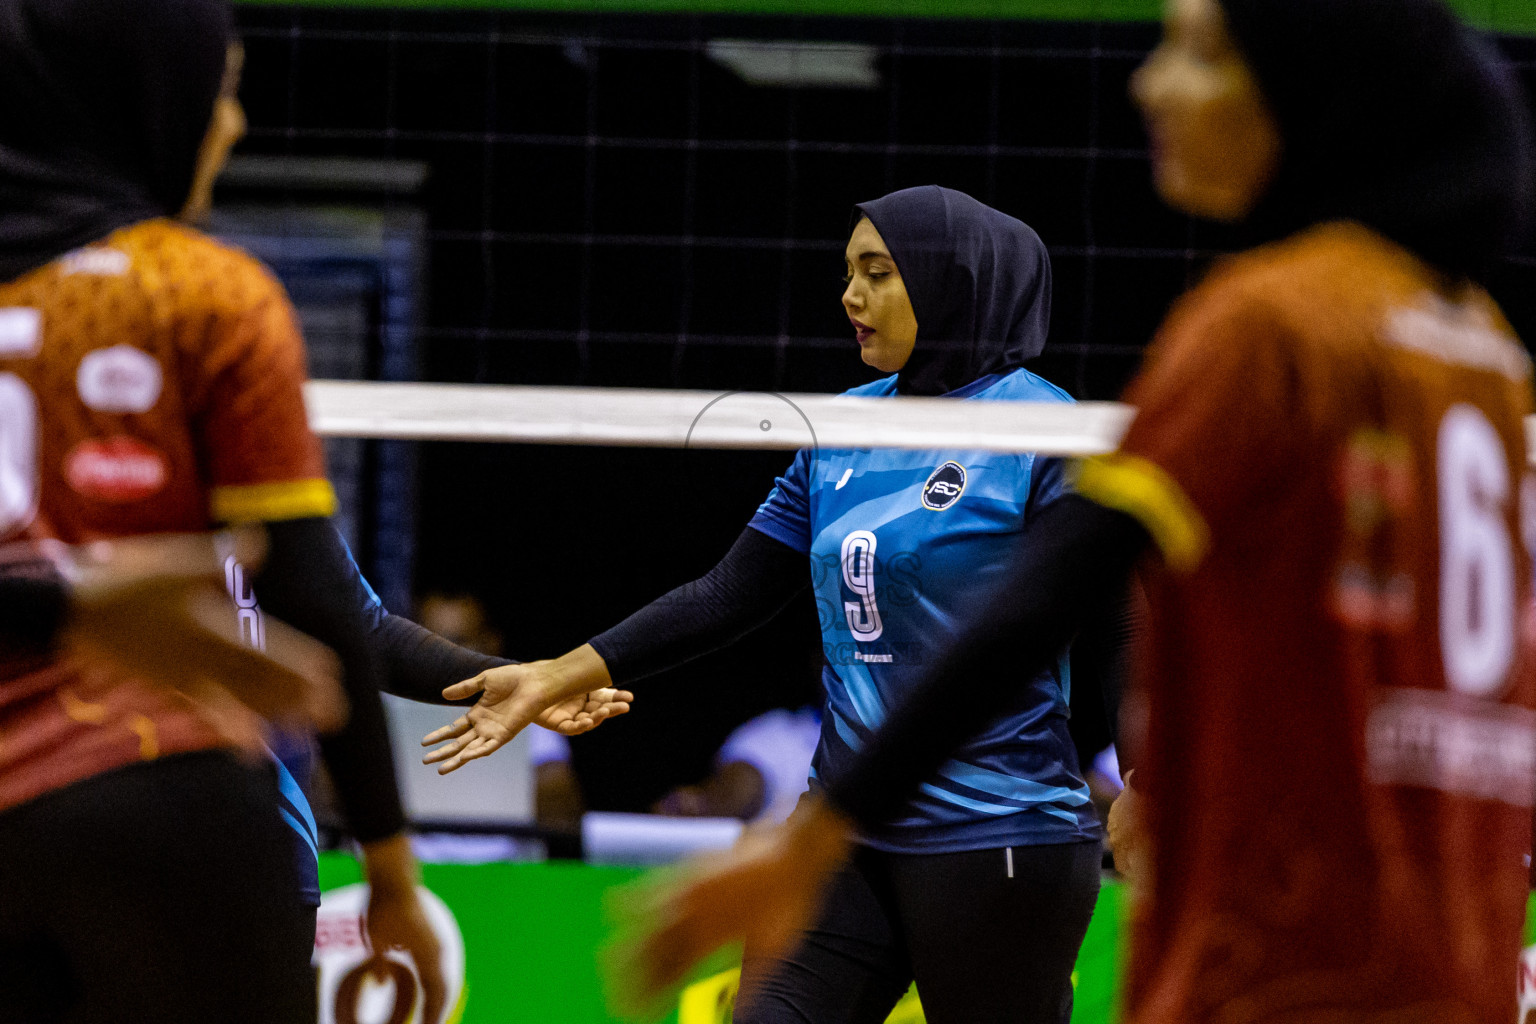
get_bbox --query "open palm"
[422,661,632,774]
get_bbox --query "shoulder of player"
[840,374,899,398]
[1192,223,1415,321]
[114,220,290,317]
[1155,227,1378,357]
[975,368,1074,405]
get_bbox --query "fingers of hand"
[435,733,501,774]
[441,673,489,701]
[421,715,472,748]
[421,730,477,765]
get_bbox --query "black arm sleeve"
[252,518,405,844]
[0,575,68,655]
[825,495,1150,830]
[372,614,509,708]
[1070,577,1146,751]
[589,526,808,685]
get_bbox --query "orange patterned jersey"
[1078,223,1536,1024]
[0,218,336,812]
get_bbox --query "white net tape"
[306,381,1133,454]
[306,380,1536,463]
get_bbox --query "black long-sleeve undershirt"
[370,613,508,708]
[589,525,809,685]
[824,495,1150,831]
[251,518,405,844]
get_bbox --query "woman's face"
[180,43,248,224]
[842,216,919,373]
[1131,0,1281,221]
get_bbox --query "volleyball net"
[305,380,1536,463]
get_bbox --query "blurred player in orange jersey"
[614,1,1536,1021]
[0,530,341,731]
[0,0,621,1020]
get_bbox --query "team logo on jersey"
[921,461,967,510]
[64,436,168,502]
[0,308,40,357]
[60,248,130,277]
[77,345,161,413]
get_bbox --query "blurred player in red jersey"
[0,0,624,1020]
[614,0,1536,1021]
[0,531,340,729]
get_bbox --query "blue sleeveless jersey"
[750,369,1100,853]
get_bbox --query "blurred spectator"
[529,727,585,833]
[417,592,503,658]
[653,707,821,823]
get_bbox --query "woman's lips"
[851,320,875,346]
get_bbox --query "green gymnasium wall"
[318,854,1126,1024]
[319,853,1536,1023]
[233,0,1536,36]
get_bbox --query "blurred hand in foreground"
[1106,769,1146,889]
[602,795,854,1020]
[421,647,632,774]
[60,530,343,734]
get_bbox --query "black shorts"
[0,750,317,1024]
[738,840,1101,1024]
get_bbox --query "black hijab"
[855,186,1052,397]
[1217,0,1534,281]
[0,0,234,282]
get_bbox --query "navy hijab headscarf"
[1217,0,1534,281]
[0,0,234,282]
[854,186,1052,398]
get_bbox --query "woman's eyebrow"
[855,250,889,262]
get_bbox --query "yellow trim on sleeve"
[210,479,337,524]
[1075,454,1210,573]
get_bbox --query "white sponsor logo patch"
[0,308,41,358]
[315,882,466,1024]
[77,345,161,413]
[60,248,130,277]
[1366,688,1536,806]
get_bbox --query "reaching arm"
[422,525,806,773]
[373,614,506,706]
[590,525,809,685]
[1070,576,1146,754]
[251,517,405,845]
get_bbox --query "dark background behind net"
[232,8,1536,810]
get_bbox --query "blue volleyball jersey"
[269,729,321,906]
[750,368,1100,853]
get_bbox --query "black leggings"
[737,840,1101,1024]
[0,751,318,1024]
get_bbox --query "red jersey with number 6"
[0,218,335,813]
[1078,223,1536,1024]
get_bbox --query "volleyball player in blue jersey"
[426,185,1101,1023]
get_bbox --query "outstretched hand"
[422,654,632,774]
[603,796,854,1020]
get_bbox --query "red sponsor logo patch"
[64,436,168,502]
